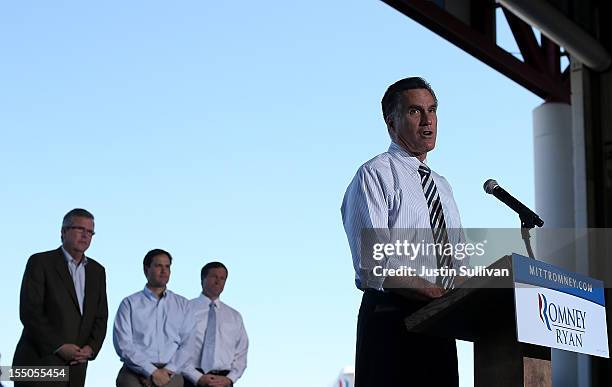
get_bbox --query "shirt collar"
[61,246,88,266]
[387,141,428,171]
[143,285,168,300]
[199,292,220,308]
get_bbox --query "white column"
[533,72,590,385]
[533,102,574,227]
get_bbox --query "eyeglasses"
[66,226,95,237]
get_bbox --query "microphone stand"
[520,215,539,260]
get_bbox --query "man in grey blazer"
[13,208,108,387]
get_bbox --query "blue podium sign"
[512,253,609,358]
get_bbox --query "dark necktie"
[418,164,454,289]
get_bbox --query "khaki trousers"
[116,365,184,387]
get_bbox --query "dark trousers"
[13,361,87,387]
[355,290,459,387]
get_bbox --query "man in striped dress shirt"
[341,77,467,387]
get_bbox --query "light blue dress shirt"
[113,287,189,377]
[341,142,467,289]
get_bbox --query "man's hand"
[454,272,471,287]
[72,345,93,364]
[56,344,80,363]
[208,375,232,387]
[151,368,172,386]
[197,374,216,386]
[384,275,447,300]
[413,285,445,299]
[138,375,153,387]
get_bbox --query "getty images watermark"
[368,239,509,278]
[358,228,520,288]
[357,227,612,291]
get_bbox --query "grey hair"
[62,208,95,228]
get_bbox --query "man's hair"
[381,77,438,123]
[201,261,228,282]
[62,208,95,228]
[143,248,173,268]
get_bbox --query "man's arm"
[342,166,390,290]
[175,307,206,385]
[206,375,232,387]
[86,266,108,359]
[19,255,65,355]
[226,317,249,383]
[165,300,193,374]
[113,298,158,377]
[454,229,472,287]
[178,328,206,385]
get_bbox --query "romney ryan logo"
[538,293,587,348]
[337,377,353,387]
[538,293,552,330]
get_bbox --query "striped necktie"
[418,164,454,289]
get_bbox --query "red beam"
[503,8,546,72]
[381,0,569,102]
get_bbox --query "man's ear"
[385,116,396,139]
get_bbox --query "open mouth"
[422,130,433,137]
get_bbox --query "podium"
[403,254,608,387]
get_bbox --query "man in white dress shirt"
[342,77,467,386]
[182,262,248,387]
[113,249,189,387]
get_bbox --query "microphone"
[483,179,544,228]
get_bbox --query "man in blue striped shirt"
[113,249,189,387]
[341,77,464,386]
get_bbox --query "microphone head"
[483,179,499,194]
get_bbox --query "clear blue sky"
[0,1,541,386]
